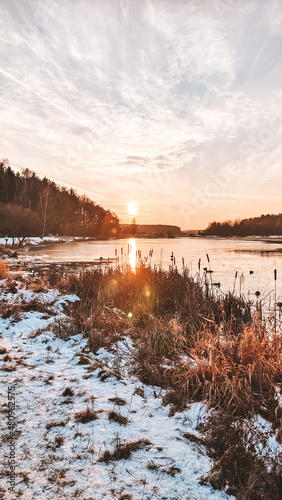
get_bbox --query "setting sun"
[127,202,138,216]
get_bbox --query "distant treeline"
[120,223,181,237]
[201,213,282,237]
[0,160,120,239]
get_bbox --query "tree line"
[201,213,282,237]
[0,159,120,240]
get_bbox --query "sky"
[1,0,282,229]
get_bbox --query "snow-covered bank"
[0,236,89,247]
[0,277,234,499]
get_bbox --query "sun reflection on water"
[128,238,136,271]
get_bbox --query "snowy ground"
[0,276,235,500]
[0,236,87,247]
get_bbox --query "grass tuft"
[74,407,98,424]
[108,396,127,406]
[98,439,152,462]
[46,419,69,430]
[108,411,130,425]
[62,387,74,397]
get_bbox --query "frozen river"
[27,236,282,304]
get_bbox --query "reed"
[51,264,252,340]
[46,264,282,418]
[40,263,282,497]
[170,320,282,418]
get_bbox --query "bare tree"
[39,185,50,238]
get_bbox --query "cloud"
[0,0,282,227]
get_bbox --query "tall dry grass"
[46,265,281,409]
[169,321,282,419]
[0,260,10,279]
[43,263,282,497]
[46,264,282,418]
[49,264,251,340]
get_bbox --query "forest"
[201,213,282,236]
[0,160,120,240]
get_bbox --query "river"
[26,236,282,305]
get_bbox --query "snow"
[0,278,235,499]
[0,236,91,247]
[0,237,73,246]
[252,415,282,460]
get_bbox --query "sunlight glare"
[128,238,136,271]
[127,202,138,216]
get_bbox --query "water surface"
[27,237,282,302]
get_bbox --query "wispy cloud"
[0,0,282,227]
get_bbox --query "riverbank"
[1,261,281,498]
[0,236,95,248]
[0,265,235,500]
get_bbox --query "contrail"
[13,162,114,201]
[0,68,114,144]
[47,176,114,201]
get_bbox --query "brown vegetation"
[74,407,98,424]
[42,263,282,497]
[108,411,130,425]
[98,439,152,462]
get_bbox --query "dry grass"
[200,410,282,499]
[0,244,17,258]
[108,411,130,425]
[77,352,92,365]
[42,263,282,496]
[0,298,55,322]
[146,461,181,476]
[46,435,65,451]
[98,439,152,462]
[46,419,69,430]
[169,322,282,418]
[0,260,10,279]
[181,432,205,446]
[0,363,17,371]
[133,387,145,398]
[50,265,251,340]
[26,277,48,293]
[62,387,74,397]
[47,264,282,421]
[2,354,12,362]
[44,375,55,385]
[108,396,127,406]
[74,407,98,424]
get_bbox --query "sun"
[127,202,138,216]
